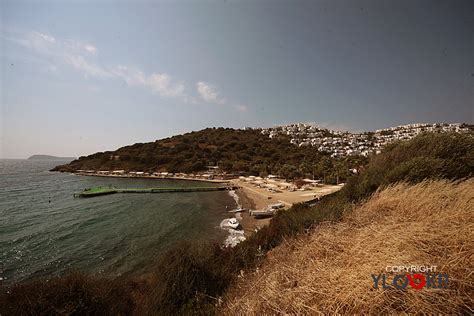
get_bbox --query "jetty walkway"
[74,185,239,198]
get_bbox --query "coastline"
[70,171,253,246]
[229,179,343,237]
[69,172,230,183]
[67,171,341,245]
[233,185,273,235]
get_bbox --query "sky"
[1,0,473,159]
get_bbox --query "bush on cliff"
[0,273,137,316]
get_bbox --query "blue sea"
[0,159,236,285]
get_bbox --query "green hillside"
[52,128,364,181]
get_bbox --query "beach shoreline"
[68,172,231,183]
[228,179,343,237]
[232,184,272,235]
[68,171,341,245]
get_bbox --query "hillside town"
[260,122,472,157]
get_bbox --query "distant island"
[28,155,76,161]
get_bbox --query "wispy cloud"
[64,54,111,78]
[109,65,186,98]
[84,44,96,54]
[7,30,188,101]
[4,29,247,111]
[196,81,226,104]
[36,32,56,44]
[196,81,247,112]
[109,65,146,85]
[149,73,185,98]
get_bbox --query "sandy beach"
[76,171,341,239]
[231,179,342,236]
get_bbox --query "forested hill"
[52,128,364,180]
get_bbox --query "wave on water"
[223,229,246,248]
[221,190,246,247]
[228,190,240,207]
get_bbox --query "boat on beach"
[269,202,285,210]
[250,208,276,218]
[250,202,286,218]
[220,218,240,229]
[228,207,246,213]
[227,218,240,229]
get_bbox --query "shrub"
[342,132,473,202]
[0,273,136,316]
[148,242,231,315]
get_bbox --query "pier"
[74,185,240,198]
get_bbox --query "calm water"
[0,159,235,285]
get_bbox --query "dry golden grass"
[222,179,474,314]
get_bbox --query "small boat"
[269,202,285,210]
[220,218,240,229]
[228,207,246,213]
[250,202,285,218]
[227,218,240,229]
[250,208,277,218]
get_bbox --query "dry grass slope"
[223,180,474,314]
